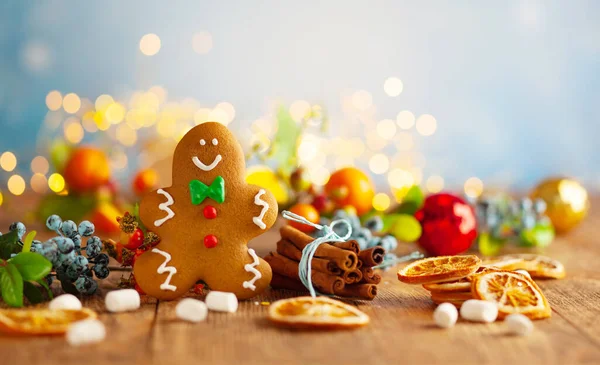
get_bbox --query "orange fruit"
[132,168,158,196]
[483,254,565,279]
[288,203,320,233]
[64,147,110,193]
[423,266,500,293]
[0,308,97,335]
[325,167,375,216]
[268,296,369,329]
[472,271,551,320]
[397,255,481,285]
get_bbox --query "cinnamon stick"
[359,267,382,285]
[276,240,342,276]
[280,226,358,271]
[342,268,363,284]
[334,284,378,300]
[264,252,345,295]
[358,246,386,267]
[330,240,360,254]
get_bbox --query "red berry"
[204,234,218,248]
[203,205,218,219]
[311,195,328,212]
[415,193,477,256]
[193,283,205,295]
[122,227,144,250]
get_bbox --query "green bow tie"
[189,176,225,205]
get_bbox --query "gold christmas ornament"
[530,178,589,234]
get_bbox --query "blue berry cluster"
[27,215,110,294]
[313,209,399,262]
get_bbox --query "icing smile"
[192,155,222,171]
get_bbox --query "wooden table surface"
[1,197,600,365]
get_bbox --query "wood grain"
[1,196,600,364]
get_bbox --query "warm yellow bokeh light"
[140,33,161,56]
[215,102,235,124]
[376,119,397,140]
[289,100,311,122]
[416,114,437,136]
[352,90,373,111]
[366,131,388,151]
[48,173,65,193]
[116,124,138,146]
[148,86,167,103]
[192,32,213,54]
[308,166,330,186]
[31,156,49,174]
[45,90,62,111]
[372,193,391,211]
[396,132,414,151]
[110,150,128,170]
[193,108,211,125]
[7,175,26,196]
[63,93,81,114]
[95,94,114,112]
[396,110,415,130]
[334,156,355,169]
[369,154,390,175]
[388,168,414,188]
[64,120,85,144]
[426,175,445,193]
[30,173,48,194]
[384,77,403,97]
[209,108,230,125]
[0,151,17,172]
[106,103,126,124]
[0,191,3,206]
[297,135,319,164]
[464,177,484,198]
[82,111,99,132]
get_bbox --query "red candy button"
[204,234,218,248]
[203,205,217,219]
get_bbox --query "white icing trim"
[242,248,261,291]
[154,189,175,227]
[192,155,222,171]
[152,248,178,291]
[200,139,206,146]
[252,189,269,229]
[212,138,218,146]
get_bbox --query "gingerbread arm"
[139,187,177,235]
[246,184,278,236]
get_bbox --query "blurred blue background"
[0,0,599,193]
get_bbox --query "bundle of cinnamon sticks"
[265,226,385,300]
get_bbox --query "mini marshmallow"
[515,270,531,279]
[433,303,458,328]
[460,299,498,323]
[205,291,238,313]
[176,298,208,322]
[105,289,140,313]
[505,313,534,336]
[66,319,106,346]
[49,294,82,311]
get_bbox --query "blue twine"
[372,251,425,269]
[282,210,352,298]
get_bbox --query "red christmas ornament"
[415,193,477,256]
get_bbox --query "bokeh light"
[106,103,126,124]
[308,166,330,186]
[30,173,48,194]
[215,102,235,124]
[426,175,445,193]
[0,191,3,206]
[140,33,161,56]
[64,119,84,144]
[62,93,81,114]
[388,168,414,188]
[116,124,138,146]
[0,151,17,172]
[352,90,373,111]
[48,173,65,193]
[7,175,26,195]
[95,94,114,111]
[383,77,403,97]
[31,156,49,174]
[289,100,311,122]
[298,134,319,164]
[192,32,213,54]
[396,132,414,151]
[372,193,391,211]
[369,154,390,175]
[45,90,62,111]
[396,110,415,130]
[376,119,397,140]
[416,114,437,136]
[464,177,484,198]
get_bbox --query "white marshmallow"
[515,270,531,279]
[49,294,82,311]
[460,299,498,323]
[66,319,106,346]
[505,313,534,336]
[105,289,140,313]
[433,303,458,328]
[205,291,238,313]
[176,298,208,322]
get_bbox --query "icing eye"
[212,138,218,146]
[200,139,206,146]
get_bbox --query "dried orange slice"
[423,266,500,293]
[483,254,565,279]
[472,271,551,319]
[0,308,97,335]
[268,296,369,329]
[430,291,473,303]
[397,255,481,285]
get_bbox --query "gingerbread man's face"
[134,122,277,301]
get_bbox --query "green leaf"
[22,231,37,253]
[389,214,422,242]
[478,232,505,256]
[57,271,79,296]
[271,106,302,174]
[0,263,24,307]
[0,230,22,260]
[23,281,43,304]
[37,278,53,299]
[396,185,425,215]
[519,224,555,248]
[9,252,52,281]
[37,193,96,224]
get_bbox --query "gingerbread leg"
[202,247,272,300]
[133,245,200,301]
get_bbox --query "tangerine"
[288,203,320,233]
[324,167,374,216]
[63,147,110,193]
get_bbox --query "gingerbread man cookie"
[134,122,277,300]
